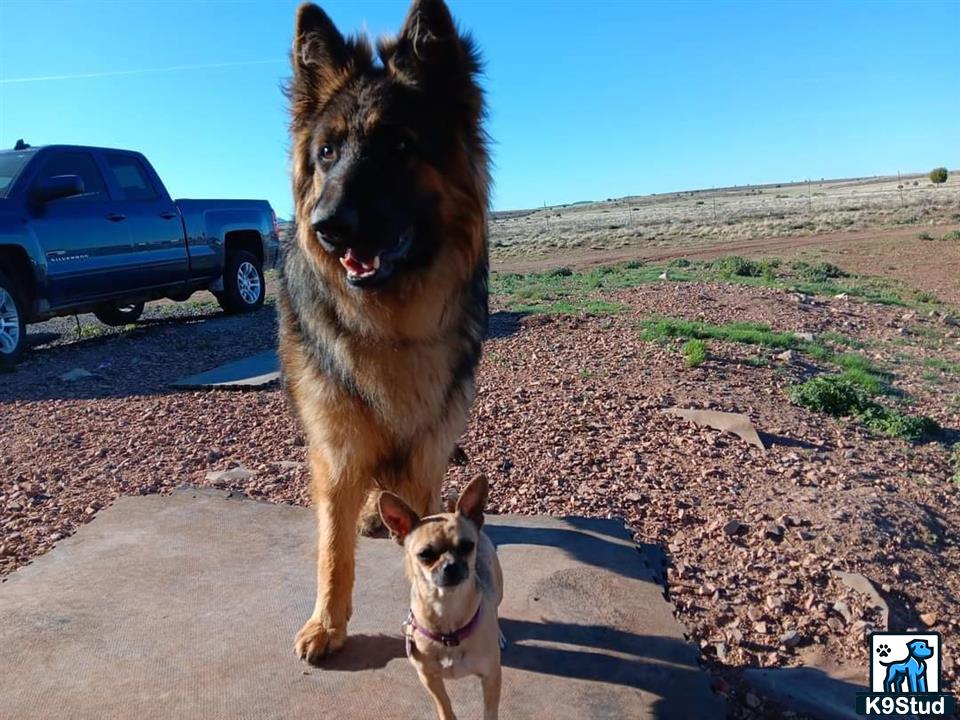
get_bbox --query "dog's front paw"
[294,618,347,664]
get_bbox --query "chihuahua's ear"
[456,474,489,529]
[378,492,421,543]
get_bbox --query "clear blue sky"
[1,1,957,215]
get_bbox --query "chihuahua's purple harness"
[403,603,483,656]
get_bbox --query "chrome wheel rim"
[0,287,20,355]
[237,262,262,305]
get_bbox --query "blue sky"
[1,1,957,216]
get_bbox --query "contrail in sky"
[0,59,285,85]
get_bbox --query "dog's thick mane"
[279,241,487,414]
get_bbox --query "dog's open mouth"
[332,228,414,287]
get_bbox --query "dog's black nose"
[311,203,359,244]
[438,561,466,587]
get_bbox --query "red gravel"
[2,281,959,719]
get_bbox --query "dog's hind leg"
[295,449,367,664]
[357,489,386,537]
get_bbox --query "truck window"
[0,151,32,198]
[105,154,158,201]
[34,151,107,201]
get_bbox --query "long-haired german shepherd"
[279,0,489,663]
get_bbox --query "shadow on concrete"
[488,522,653,583]
[501,618,706,705]
[325,633,406,671]
[744,664,868,720]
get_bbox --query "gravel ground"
[2,279,959,718]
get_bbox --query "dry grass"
[490,173,960,260]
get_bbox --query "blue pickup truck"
[0,142,279,364]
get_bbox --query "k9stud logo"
[855,632,956,716]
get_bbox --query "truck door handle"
[159,211,178,220]
[105,213,127,222]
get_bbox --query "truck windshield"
[0,151,33,198]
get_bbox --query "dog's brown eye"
[417,548,438,564]
[319,144,336,162]
[456,540,475,555]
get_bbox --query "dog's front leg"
[295,450,366,664]
[480,665,501,720]
[417,668,457,720]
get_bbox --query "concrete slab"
[171,350,279,389]
[0,488,723,720]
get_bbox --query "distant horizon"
[269,167,956,220]
[2,0,957,216]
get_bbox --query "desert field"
[3,171,959,719]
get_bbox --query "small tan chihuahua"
[379,475,503,720]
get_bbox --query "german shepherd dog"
[280,0,489,663]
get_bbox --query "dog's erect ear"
[378,492,421,543]
[388,0,461,80]
[291,4,349,100]
[456,474,489,529]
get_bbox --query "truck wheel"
[218,250,265,314]
[94,301,145,326]
[0,271,26,367]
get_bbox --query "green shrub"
[790,376,867,416]
[549,266,573,277]
[682,339,708,368]
[669,258,692,268]
[942,230,960,241]
[623,259,644,269]
[929,167,948,184]
[918,232,934,241]
[790,375,939,441]
[791,261,848,283]
[711,256,763,278]
[856,406,940,442]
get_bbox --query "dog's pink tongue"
[340,249,375,275]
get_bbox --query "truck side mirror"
[31,174,85,203]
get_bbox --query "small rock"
[764,522,785,541]
[754,621,768,634]
[744,692,762,709]
[658,271,669,280]
[723,520,746,537]
[775,350,794,362]
[49,533,64,542]
[794,332,815,342]
[780,630,801,648]
[833,601,853,623]
[59,368,93,382]
[921,612,938,627]
[205,466,256,487]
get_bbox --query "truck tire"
[0,271,27,367]
[94,301,145,326]
[218,250,265,314]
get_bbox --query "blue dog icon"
[881,638,934,693]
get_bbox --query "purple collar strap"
[405,602,483,649]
